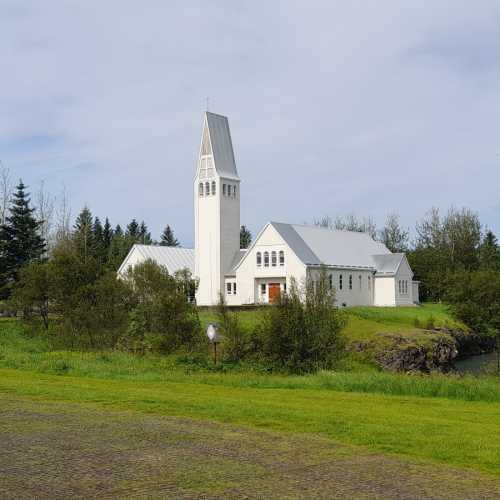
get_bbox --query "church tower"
[194,112,240,305]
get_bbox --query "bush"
[216,293,249,362]
[256,269,347,373]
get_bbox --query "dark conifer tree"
[103,218,113,253]
[240,225,252,249]
[93,217,105,260]
[0,180,45,297]
[73,206,94,263]
[480,230,500,270]
[126,219,139,239]
[139,221,152,245]
[160,225,179,246]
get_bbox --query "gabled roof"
[371,253,405,276]
[118,244,194,275]
[270,222,391,269]
[203,112,239,179]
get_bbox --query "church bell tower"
[194,112,240,305]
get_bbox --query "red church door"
[268,283,281,304]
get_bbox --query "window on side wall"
[205,182,210,196]
[233,282,237,295]
[227,185,232,197]
[359,275,362,290]
[339,274,343,290]
[349,275,353,290]
[256,252,262,266]
[226,282,232,295]
[223,183,226,196]
[211,181,216,195]
[233,185,237,198]
[368,276,371,290]
[279,250,284,266]
[264,252,269,267]
[199,183,203,196]
[329,274,333,290]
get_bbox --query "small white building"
[119,111,419,307]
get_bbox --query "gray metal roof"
[206,112,239,179]
[371,253,405,275]
[270,222,392,270]
[118,244,194,275]
[228,249,247,274]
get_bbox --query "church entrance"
[268,283,281,304]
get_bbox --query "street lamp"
[206,323,220,365]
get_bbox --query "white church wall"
[394,257,415,306]
[373,276,396,306]
[307,268,375,307]
[235,224,306,304]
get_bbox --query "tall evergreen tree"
[0,181,45,297]
[103,218,113,254]
[139,221,152,245]
[126,219,139,239]
[480,230,500,270]
[240,225,252,249]
[73,206,94,263]
[160,225,179,247]
[93,217,105,261]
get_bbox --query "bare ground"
[0,396,499,499]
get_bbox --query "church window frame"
[233,185,237,198]
[339,274,343,290]
[256,252,262,267]
[349,275,353,290]
[359,275,362,290]
[233,282,237,295]
[227,185,232,197]
[226,282,232,295]
[223,183,226,196]
[205,182,210,196]
[279,250,284,266]
[211,181,216,195]
[199,183,203,196]
[329,274,333,290]
[271,251,277,267]
[368,276,371,291]
[264,251,269,267]
[261,283,266,295]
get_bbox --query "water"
[455,352,498,375]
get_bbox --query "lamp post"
[206,323,220,365]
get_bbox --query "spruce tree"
[73,206,94,262]
[103,218,113,254]
[480,230,500,270]
[0,181,45,297]
[93,217,105,260]
[139,221,152,245]
[160,225,179,246]
[240,225,252,249]
[126,219,139,239]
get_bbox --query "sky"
[1,0,500,246]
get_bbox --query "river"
[454,352,499,374]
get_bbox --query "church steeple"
[194,112,241,305]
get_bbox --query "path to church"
[1,397,499,499]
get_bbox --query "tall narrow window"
[359,275,362,290]
[398,280,401,294]
[233,282,237,295]
[227,185,232,197]
[368,276,371,291]
[271,251,277,267]
[329,274,333,290]
[223,183,226,196]
[205,182,210,196]
[339,274,343,290]
[211,181,216,195]
[349,275,353,290]
[256,252,262,266]
[226,282,232,295]
[233,185,237,198]
[264,251,269,267]
[261,283,266,295]
[279,250,284,266]
[199,183,203,196]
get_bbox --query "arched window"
[329,274,333,290]
[279,250,284,266]
[211,181,216,195]
[271,251,277,266]
[199,183,203,196]
[359,275,362,290]
[205,182,210,196]
[339,274,343,290]
[264,251,269,267]
[368,276,371,290]
[349,275,353,290]
[233,185,237,198]
[227,185,232,197]
[223,184,226,196]
[256,252,262,266]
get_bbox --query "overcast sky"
[2,1,500,246]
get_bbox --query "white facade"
[120,111,419,308]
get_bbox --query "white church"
[119,112,419,307]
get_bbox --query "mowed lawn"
[1,367,499,477]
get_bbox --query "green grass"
[1,368,499,475]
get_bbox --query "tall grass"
[1,319,498,403]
